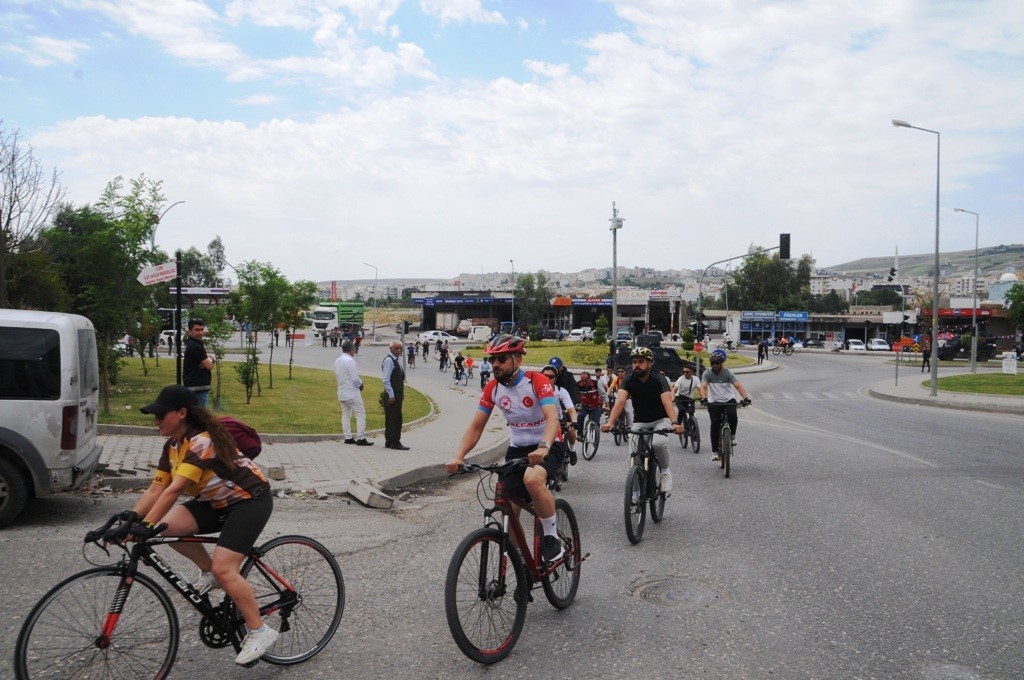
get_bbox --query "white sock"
[540,514,558,537]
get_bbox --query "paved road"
[7,350,1024,678]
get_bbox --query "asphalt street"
[3,350,1023,678]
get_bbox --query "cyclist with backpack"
[127,385,277,665]
[445,335,566,565]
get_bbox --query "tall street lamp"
[509,259,515,331]
[954,207,980,373]
[149,200,185,249]
[609,202,624,351]
[363,262,378,340]
[892,118,940,396]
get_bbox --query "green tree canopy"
[514,271,555,331]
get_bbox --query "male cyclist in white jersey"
[446,335,566,564]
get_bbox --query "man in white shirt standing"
[334,340,373,446]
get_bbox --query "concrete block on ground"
[267,467,287,481]
[348,480,394,509]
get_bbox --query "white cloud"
[419,0,505,26]
[233,93,279,105]
[20,1,1024,281]
[3,35,89,66]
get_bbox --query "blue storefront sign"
[778,311,809,322]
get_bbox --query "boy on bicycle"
[445,335,566,565]
[575,371,604,443]
[699,349,752,462]
[453,351,466,379]
[671,366,699,435]
[601,347,684,492]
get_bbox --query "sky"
[2,0,1022,284]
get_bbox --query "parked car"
[540,328,560,340]
[846,339,867,352]
[417,330,458,343]
[0,310,103,527]
[567,329,586,342]
[866,338,891,351]
[803,338,825,349]
[937,337,998,362]
[615,330,632,343]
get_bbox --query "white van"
[0,310,103,527]
[468,325,492,342]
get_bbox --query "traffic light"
[779,233,791,260]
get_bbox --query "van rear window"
[0,328,61,400]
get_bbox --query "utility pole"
[609,203,624,355]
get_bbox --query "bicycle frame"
[101,536,296,647]
[484,487,564,585]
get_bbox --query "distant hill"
[826,244,1024,278]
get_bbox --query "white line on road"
[974,480,1004,490]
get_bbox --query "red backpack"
[219,416,263,459]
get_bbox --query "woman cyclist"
[129,385,277,665]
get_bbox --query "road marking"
[801,392,817,400]
[821,392,837,399]
[974,480,1004,490]
[761,392,774,400]
[782,392,796,400]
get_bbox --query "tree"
[4,241,69,311]
[513,272,555,331]
[280,280,319,379]
[43,204,155,412]
[231,261,289,399]
[178,246,220,287]
[0,122,67,308]
[1005,283,1024,336]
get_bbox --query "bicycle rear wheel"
[676,411,688,449]
[689,415,701,454]
[721,425,732,478]
[542,499,581,609]
[241,535,345,665]
[445,528,528,664]
[15,566,179,679]
[582,418,599,460]
[649,458,666,523]
[624,465,647,544]
[460,370,469,386]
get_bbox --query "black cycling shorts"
[184,490,273,555]
[499,442,565,505]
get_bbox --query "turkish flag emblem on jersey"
[522,396,534,408]
[498,396,513,411]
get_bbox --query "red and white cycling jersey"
[479,370,561,448]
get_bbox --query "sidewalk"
[96,373,509,498]
[869,377,1024,415]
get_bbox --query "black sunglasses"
[489,354,514,364]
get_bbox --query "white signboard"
[137,261,178,286]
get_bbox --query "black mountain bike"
[608,396,630,446]
[623,428,673,544]
[675,396,700,453]
[15,513,345,679]
[707,399,750,478]
[446,459,586,664]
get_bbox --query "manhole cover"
[630,574,729,608]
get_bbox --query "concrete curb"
[378,435,509,490]
[868,383,1024,416]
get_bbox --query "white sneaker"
[235,625,279,665]
[660,469,673,493]
[195,571,220,596]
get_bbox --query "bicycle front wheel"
[689,415,701,454]
[542,499,582,609]
[649,458,666,523]
[721,426,732,478]
[771,346,781,356]
[624,465,647,544]
[241,535,345,665]
[460,370,468,386]
[582,419,599,460]
[445,528,528,664]
[15,566,179,680]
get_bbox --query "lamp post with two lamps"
[892,118,940,396]
[953,207,980,373]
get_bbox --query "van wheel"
[0,458,29,528]
[977,352,990,362]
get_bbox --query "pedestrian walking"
[334,340,373,446]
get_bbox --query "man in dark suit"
[382,341,409,449]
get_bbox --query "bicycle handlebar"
[452,458,529,477]
[85,513,169,545]
[623,428,676,436]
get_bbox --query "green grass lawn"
[933,372,1024,396]
[99,357,430,434]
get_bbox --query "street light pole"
[609,203,624,352]
[954,207,980,373]
[509,259,515,331]
[892,118,941,396]
[150,200,185,249]
[363,262,378,340]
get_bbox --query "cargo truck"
[308,301,365,338]
[435,312,460,332]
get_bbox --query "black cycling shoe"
[541,535,564,564]
[568,449,578,465]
